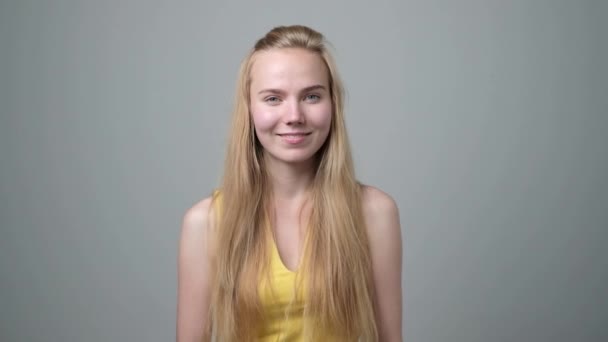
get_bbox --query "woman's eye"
[265,96,281,103]
[305,94,321,102]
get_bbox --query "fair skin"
[177,48,402,341]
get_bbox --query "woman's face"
[249,48,332,167]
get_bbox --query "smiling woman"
[250,48,332,165]
[177,25,402,342]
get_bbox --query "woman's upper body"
[177,25,402,342]
[178,186,402,341]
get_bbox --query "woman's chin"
[265,151,318,167]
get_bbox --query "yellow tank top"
[257,232,307,341]
[212,191,329,341]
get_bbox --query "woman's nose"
[284,101,305,125]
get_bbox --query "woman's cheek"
[311,104,332,129]
[251,108,278,133]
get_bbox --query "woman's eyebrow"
[257,84,327,95]
[258,88,286,95]
[300,84,326,93]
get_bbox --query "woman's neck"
[265,155,315,202]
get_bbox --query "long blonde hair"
[210,25,378,341]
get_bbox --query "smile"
[277,132,311,144]
[277,132,311,137]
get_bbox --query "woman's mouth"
[277,132,311,144]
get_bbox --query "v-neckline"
[269,233,299,274]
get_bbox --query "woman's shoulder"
[360,184,399,218]
[359,184,401,242]
[179,191,221,254]
[182,192,220,229]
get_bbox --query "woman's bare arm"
[177,197,215,342]
[362,186,403,342]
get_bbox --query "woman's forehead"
[249,48,329,91]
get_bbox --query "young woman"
[177,25,402,342]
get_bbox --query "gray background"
[1,0,606,341]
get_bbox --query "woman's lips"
[277,132,311,144]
